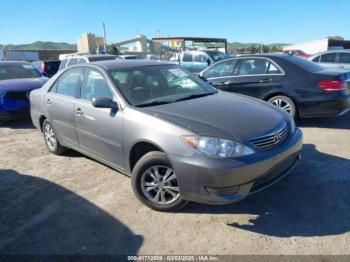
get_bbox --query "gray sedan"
[30,60,303,211]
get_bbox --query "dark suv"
[32,60,61,78]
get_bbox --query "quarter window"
[267,63,282,74]
[312,56,320,62]
[80,69,113,101]
[52,68,82,97]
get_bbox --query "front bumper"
[169,128,303,205]
[0,97,29,121]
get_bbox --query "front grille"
[250,156,298,193]
[249,123,289,150]
[5,91,29,101]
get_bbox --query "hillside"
[0,41,76,50]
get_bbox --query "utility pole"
[103,22,107,54]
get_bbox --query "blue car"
[0,61,47,121]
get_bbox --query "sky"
[1,0,349,45]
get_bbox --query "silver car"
[308,50,350,70]
[30,60,303,211]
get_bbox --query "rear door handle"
[260,78,272,83]
[75,108,83,115]
[46,99,51,105]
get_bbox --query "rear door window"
[320,53,336,63]
[194,53,209,63]
[52,68,82,98]
[238,58,269,75]
[339,53,350,63]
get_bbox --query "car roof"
[308,49,350,58]
[89,59,174,70]
[63,54,117,59]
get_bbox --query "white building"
[283,38,350,55]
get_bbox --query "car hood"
[0,77,48,92]
[140,92,287,142]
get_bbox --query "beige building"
[77,33,105,53]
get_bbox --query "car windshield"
[109,66,216,107]
[0,63,42,80]
[206,51,228,62]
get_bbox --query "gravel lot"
[0,113,350,255]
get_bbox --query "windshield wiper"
[173,92,216,102]
[135,100,172,107]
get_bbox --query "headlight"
[0,90,6,98]
[182,136,255,158]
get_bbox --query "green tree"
[327,36,344,40]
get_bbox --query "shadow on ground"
[184,144,350,237]
[0,170,143,255]
[297,111,350,130]
[0,117,34,129]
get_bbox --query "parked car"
[32,60,61,77]
[170,50,229,74]
[199,54,350,118]
[58,54,117,71]
[308,50,350,71]
[0,61,47,121]
[30,60,302,211]
[283,50,309,59]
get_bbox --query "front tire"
[131,151,189,212]
[43,120,67,155]
[268,95,296,118]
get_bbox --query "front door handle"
[75,108,83,115]
[46,99,51,105]
[216,81,230,85]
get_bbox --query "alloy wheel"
[140,165,180,205]
[44,123,57,151]
[270,98,292,114]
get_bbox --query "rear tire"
[268,95,296,118]
[131,151,189,212]
[43,120,67,155]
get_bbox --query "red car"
[283,50,309,59]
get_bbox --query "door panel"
[75,68,124,169]
[46,94,78,146]
[46,67,83,146]
[75,101,124,169]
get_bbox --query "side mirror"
[92,97,118,109]
[198,74,207,81]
